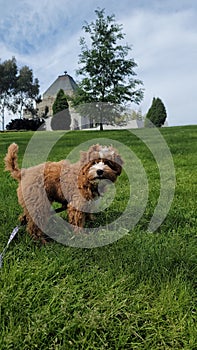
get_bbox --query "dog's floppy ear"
[108,146,123,176]
[111,155,123,176]
[114,158,123,176]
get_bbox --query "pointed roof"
[43,72,78,98]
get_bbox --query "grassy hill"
[0,126,196,349]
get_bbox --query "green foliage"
[0,126,196,349]
[52,89,69,115]
[0,57,18,130]
[145,97,167,127]
[6,118,45,131]
[52,89,71,130]
[13,65,40,119]
[71,8,144,130]
[0,57,40,130]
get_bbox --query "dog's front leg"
[67,203,86,230]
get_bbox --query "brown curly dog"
[5,143,123,243]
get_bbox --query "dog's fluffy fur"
[5,143,123,243]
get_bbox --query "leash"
[0,225,20,268]
[0,206,66,268]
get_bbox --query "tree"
[13,65,40,119]
[0,57,17,131]
[51,89,71,130]
[0,57,40,130]
[144,97,167,127]
[70,8,144,130]
[52,89,69,114]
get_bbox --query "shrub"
[6,118,45,131]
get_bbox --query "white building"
[36,72,89,130]
[36,72,144,130]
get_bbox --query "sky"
[0,0,197,127]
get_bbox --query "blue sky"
[0,0,197,127]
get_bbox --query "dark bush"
[6,118,45,131]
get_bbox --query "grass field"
[0,126,196,349]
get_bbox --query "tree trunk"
[99,122,103,131]
[2,106,5,131]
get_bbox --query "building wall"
[37,96,55,117]
[34,73,91,129]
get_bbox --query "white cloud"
[0,2,70,54]
[119,8,197,125]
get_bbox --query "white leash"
[0,226,20,268]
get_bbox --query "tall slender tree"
[13,65,40,119]
[0,57,40,130]
[0,57,17,130]
[70,8,144,130]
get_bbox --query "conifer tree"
[51,89,71,130]
[144,97,167,127]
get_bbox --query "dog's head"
[78,145,123,199]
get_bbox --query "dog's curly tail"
[4,143,21,181]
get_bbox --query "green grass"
[0,126,196,349]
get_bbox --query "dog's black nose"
[97,169,104,176]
